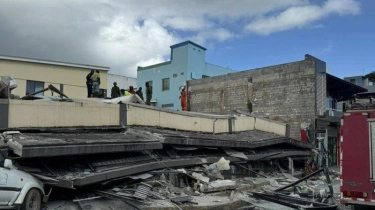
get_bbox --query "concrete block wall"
[188,55,318,140]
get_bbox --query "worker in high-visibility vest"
[120,89,131,96]
[90,70,100,98]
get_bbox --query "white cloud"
[0,0,361,78]
[245,0,361,35]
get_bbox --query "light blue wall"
[204,63,236,77]
[137,41,235,110]
[187,45,205,80]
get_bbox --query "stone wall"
[188,55,321,140]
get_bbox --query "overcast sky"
[0,0,371,78]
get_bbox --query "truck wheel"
[21,189,41,210]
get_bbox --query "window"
[349,79,356,84]
[326,97,337,110]
[173,74,178,78]
[98,89,107,98]
[202,75,210,78]
[26,80,44,96]
[162,103,174,108]
[162,78,170,91]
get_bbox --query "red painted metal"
[300,129,308,142]
[341,110,373,204]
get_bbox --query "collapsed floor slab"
[17,149,309,188]
[135,126,314,150]
[4,131,163,158]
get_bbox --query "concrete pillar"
[288,157,294,174]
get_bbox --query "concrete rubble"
[0,125,326,209]
[40,166,341,210]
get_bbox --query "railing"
[325,108,342,117]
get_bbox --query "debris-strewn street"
[39,167,342,210]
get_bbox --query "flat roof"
[5,129,163,158]
[327,73,368,100]
[0,55,110,71]
[137,61,171,71]
[170,40,207,51]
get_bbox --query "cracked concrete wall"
[188,55,319,140]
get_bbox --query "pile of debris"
[42,162,340,210]
[44,158,267,210]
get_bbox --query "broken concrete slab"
[135,126,312,149]
[73,156,245,186]
[3,131,163,158]
[142,195,249,210]
[200,180,237,193]
[223,148,248,160]
[192,172,210,183]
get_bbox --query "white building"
[107,73,137,97]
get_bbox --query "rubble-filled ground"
[41,166,342,210]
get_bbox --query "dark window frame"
[162,78,170,91]
[26,80,45,96]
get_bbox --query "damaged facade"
[187,54,367,166]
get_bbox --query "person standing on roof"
[136,87,144,100]
[129,86,136,94]
[86,69,94,98]
[120,89,125,96]
[145,82,152,105]
[179,87,187,111]
[123,89,131,96]
[90,70,100,98]
[111,82,121,98]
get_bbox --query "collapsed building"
[0,95,320,209]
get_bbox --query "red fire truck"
[340,94,375,209]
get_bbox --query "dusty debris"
[133,182,152,200]
[223,148,248,160]
[205,157,230,179]
[200,180,237,193]
[192,172,210,183]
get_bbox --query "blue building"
[137,41,235,110]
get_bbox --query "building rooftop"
[2,126,312,159]
[0,54,110,71]
[4,128,163,158]
[170,40,207,51]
